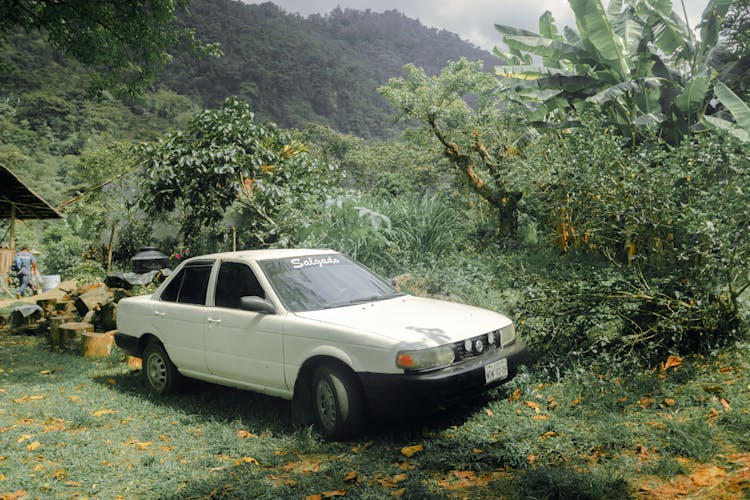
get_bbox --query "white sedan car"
[115,249,527,439]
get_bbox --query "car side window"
[160,261,213,305]
[214,261,266,309]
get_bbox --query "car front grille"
[453,324,515,362]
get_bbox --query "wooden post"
[232,225,237,251]
[106,223,116,272]
[9,203,15,251]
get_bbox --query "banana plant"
[703,81,750,142]
[494,0,731,145]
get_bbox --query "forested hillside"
[161,0,500,138]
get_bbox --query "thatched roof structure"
[0,164,62,220]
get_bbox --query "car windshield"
[258,254,403,312]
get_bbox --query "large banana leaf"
[638,3,690,59]
[698,0,731,52]
[703,116,750,142]
[673,73,712,116]
[495,65,577,79]
[539,11,564,68]
[564,26,582,45]
[539,11,563,41]
[714,81,750,133]
[586,78,660,106]
[503,35,592,62]
[495,24,545,38]
[606,0,623,19]
[569,0,630,79]
[611,5,643,57]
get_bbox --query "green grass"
[2,330,749,499]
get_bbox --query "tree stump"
[81,330,115,357]
[56,322,93,350]
[36,298,58,315]
[49,315,77,347]
[55,300,77,315]
[74,286,113,315]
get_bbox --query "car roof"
[184,248,339,263]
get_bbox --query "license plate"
[485,358,508,384]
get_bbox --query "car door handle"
[207,317,222,324]
[153,310,165,317]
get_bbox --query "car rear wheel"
[142,341,181,395]
[312,364,364,440]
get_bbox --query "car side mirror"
[239,296,276,314]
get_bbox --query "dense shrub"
[504,122,749,365]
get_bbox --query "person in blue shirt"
[14,245,38,298]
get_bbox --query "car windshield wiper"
[322,293,403,309]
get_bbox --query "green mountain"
[161,0,500,138]
[0,0,500,202]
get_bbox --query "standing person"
[14,244,38,298]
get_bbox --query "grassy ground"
[1,327,749,499]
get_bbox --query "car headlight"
[396,345,455,370]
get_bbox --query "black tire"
[311,364,364,440]
[142,341,181,395]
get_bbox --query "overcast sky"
[242,0,711,50]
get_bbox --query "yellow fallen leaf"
[400,444,424,458]
[509,389,521,401]
[27,441,41,451]
[392,473,408,483]
[13,395,44,404]
[305,495,322,500]
[720,398,731,410]
[93,409,117,417]
[485,408,494,417]
[691,466,726,487]
[525,401,541,413]
[527,454,536,464]
[39,370,52,375]
[344,471,358,482]
[664,398,676,406]
[391,488,406,497]
[662,355,682,371]
[17,434,31,443]
[0,472,5,480]
[322,490,346,498]
[234,456,259,466]
[237,430,255,439]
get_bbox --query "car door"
[152,260,213,374]
[204,260,286,391]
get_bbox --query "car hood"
[293,295,512,347]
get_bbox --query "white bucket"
[41,274,61,292]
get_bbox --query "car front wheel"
[312,364,364,440]
[142,341,181,395]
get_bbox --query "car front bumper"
[359,340,528,417]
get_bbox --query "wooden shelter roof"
[0,164,62,220]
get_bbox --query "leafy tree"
[379,59,524,235]
[0,0,218,94]
[494,0,731,145]
[139,97,339,248]
[720,0,750,97]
